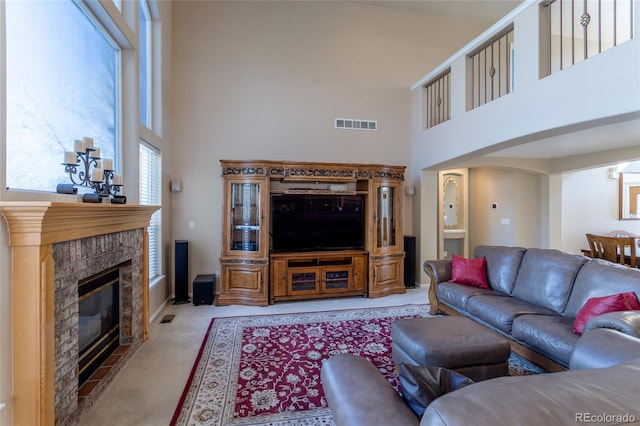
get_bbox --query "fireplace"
[0,202,158,426]
[78,266,120,387]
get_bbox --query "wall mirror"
[443,174,461,229]
[619,172,640,220]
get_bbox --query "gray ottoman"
[391,316,510,381]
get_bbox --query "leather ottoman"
[391,316,510,381]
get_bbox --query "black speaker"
[404,235,417,288]
[193,274,215,306]
[174,240,190,304]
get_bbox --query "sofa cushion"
[511,248,587,314]
[511,315,579,367]
[465,295,556,333]
[398,364,474,417]
[572,292,640,335]
[421,360,640,426]
[474,246,526,295]
[436,282,502,310]
[563,259,640,318]
[449,254,489,288]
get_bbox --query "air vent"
[335,118,377,131]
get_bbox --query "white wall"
[171,0,493,292]
[468,168,540,251]
[561,162,640,254]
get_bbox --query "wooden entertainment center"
[218,160,406,306]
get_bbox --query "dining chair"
[605,230,640,248]
[586,233,637,268]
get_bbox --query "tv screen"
[271,194,364,252]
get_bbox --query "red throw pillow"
[448,254,489,289]
[573,292,640,335]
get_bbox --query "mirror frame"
[443,175,460,229]
[619,172,640,220]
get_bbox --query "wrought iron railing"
[541,0,634,75]
[423,70,451,129]
[468,26,514,110]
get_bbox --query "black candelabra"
[60,137,125,203]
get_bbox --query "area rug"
[170,304,542,426]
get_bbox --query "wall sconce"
[405,185,415,196]
[607,167,618,180]
[171,180,183,192]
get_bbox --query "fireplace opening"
[78,266,120,387]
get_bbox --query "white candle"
[64,151,78,164]
[90,147,101,158]
[83,137,94,148]
[91,168,104,182]
[112,174,123,185]
[95,160,102,169]
[102,158,113,170]
[74,140,85,153]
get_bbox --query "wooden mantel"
[0,202,159,426]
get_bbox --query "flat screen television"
[271,194,365,252]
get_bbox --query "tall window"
[5,0,118,192]
[139,141,161,280]
[139,0,152,127]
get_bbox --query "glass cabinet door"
[376,185,396,248]
[230,183,261,252]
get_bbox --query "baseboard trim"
[150,298,171,323]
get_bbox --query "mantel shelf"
[0,201,160,246]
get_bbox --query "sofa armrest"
[570,328,640,370]
[423,260,452,315]
[583,311,640,338]
[321,353,419,426]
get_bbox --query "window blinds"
[139,141,161,280]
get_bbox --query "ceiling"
[355,0,522,22]
[487,118,640,159]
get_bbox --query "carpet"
[170,304,543,426]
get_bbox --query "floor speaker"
[404,235,417,288]
[174,240,190,304]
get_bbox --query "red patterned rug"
[170,304,431,425]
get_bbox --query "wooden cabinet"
[367,175,406,298]
[270,250,367,303]
[219,160,405,305]
[218,162,270,306]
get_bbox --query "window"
[139,141,161,280]
[139,0,151,127]
[5,0,118,192]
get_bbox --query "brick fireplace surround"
[0,202,158,426]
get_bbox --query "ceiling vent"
[335,118,377,131]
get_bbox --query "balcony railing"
[541,0,634,76]
[423,70,451,129]
[468,26,514,110]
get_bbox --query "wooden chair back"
[586,233,637,268]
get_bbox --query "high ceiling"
[356,0,522,22]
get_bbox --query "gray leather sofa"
[425,246,640,370]
[321,353,640,426]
